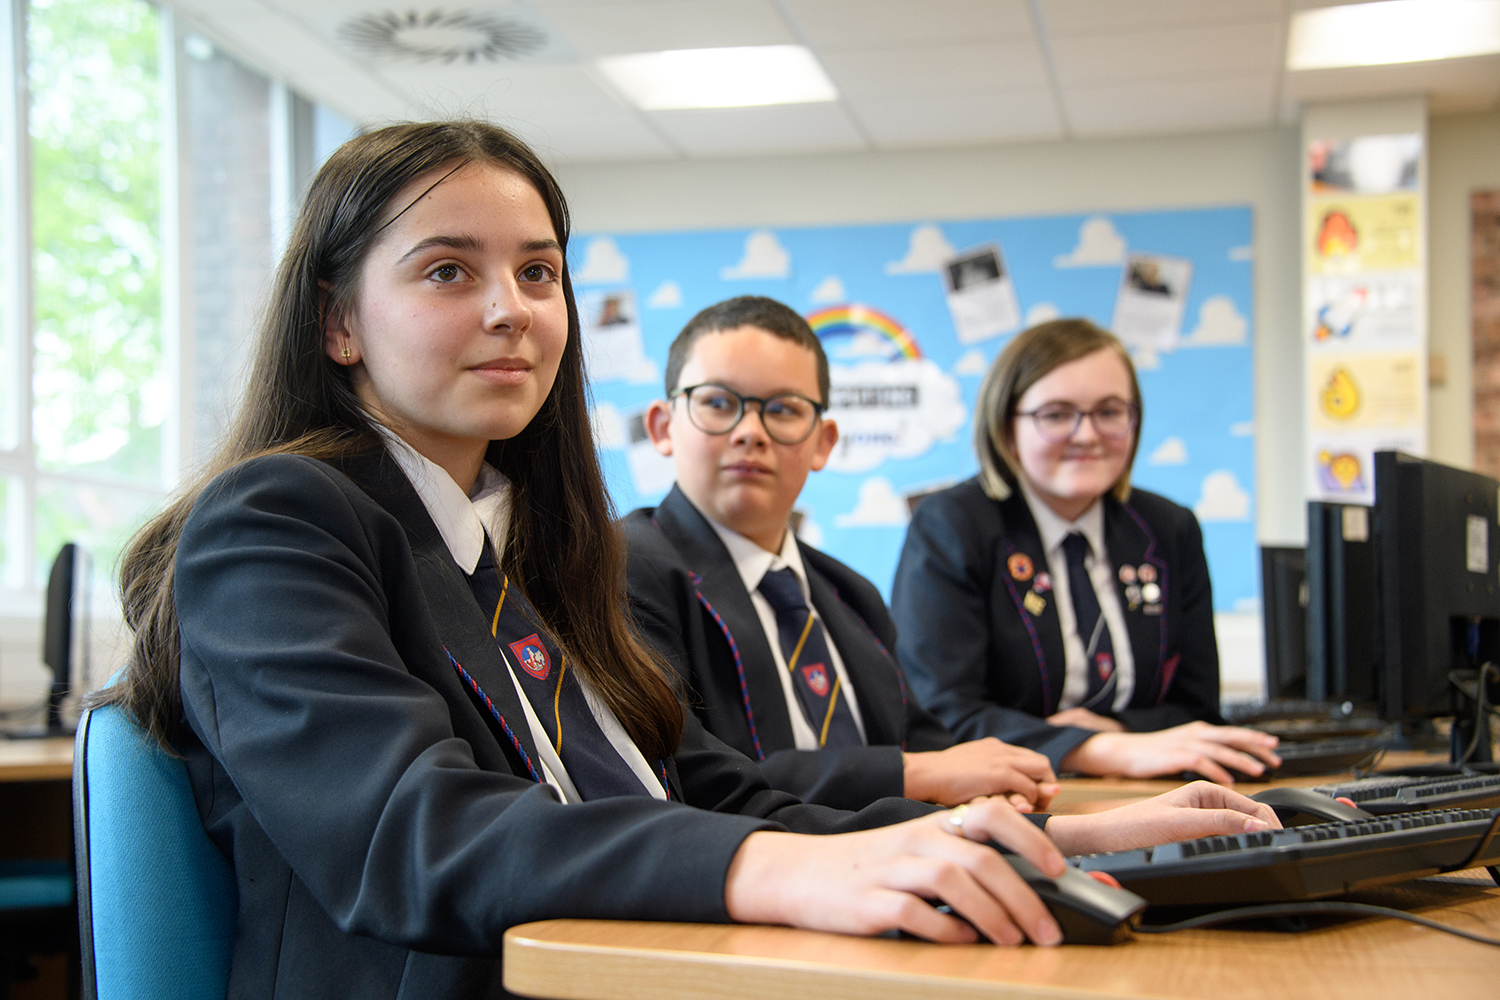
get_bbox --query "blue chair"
[73,702,237,1000]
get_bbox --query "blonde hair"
[972,318,1141,503]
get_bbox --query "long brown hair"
[104,121,683,759]
[972,317,1142,503]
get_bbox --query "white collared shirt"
[1019,482,1136,714]
[700,509,869,750]
[377,427,666,802]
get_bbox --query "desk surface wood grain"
[506,870,1500,1000]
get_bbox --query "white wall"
[556,125,1308,547]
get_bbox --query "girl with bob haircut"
[893,319,1281,784]
[103,126,1277,998]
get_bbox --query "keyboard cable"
[1137,901,1500,947]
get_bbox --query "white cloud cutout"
[828,332,894,360]
[1229,244,1254,262]
[954,348,988,376]
[1054,216,1126,268]
[574,237,629,285]
[826,358,967,473]
[885,224,956,274]
[721,230,790,279]
[810,275,845,303]
[1149,436,1189,466]
[834,477,911,527]
[1180,295,1248,348]
[590,401,628,449]
[1194,469,1251,522]
[795,512,824,547]
[1025,301,1061,326]
[1131,347,1161,371]
[1233,596,1262,614]
[1230,420,1255,437]
[647,280,683,308]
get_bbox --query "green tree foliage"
[29,0,161,485]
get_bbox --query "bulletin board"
[577,206,1256,612]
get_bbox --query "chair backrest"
[74,702,237,1000]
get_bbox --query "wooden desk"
[505,760,1500,1000]
[0,736,75,782]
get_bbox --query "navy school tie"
[1061,532,1117,711]
[756,567,862,748]
[465,542,654,800]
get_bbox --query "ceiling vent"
[340,10,545,64]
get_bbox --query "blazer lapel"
[804,566,904,746]
[995,493,1068,714]
[653,488,800,754]
[1104,498,1169,708]
[342,451,545,774]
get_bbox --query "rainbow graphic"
[806,304,922,362]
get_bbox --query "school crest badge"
[1096,652,1114,682]
[509,634,551,680]
[801,663,831,698]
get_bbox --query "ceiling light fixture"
[1287,0,1500,70]
[596,45,837,110]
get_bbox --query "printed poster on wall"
[576,207,1257,613]
[1304,132,1426,504]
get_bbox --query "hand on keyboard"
[1044,781,1281,855]
[1059,721,1282,785]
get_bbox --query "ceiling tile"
[820,40,1049,98]
[502,112,680,163]
[646,102,866,156]
[1064,75,1276,136]
[1041,0,1286,34]
[1051,20,1282,85]
[374,63,625,119]
[783,0,1034,50]
[852,90,1062,147]
[536,0,795,56]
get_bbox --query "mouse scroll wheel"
[1085,871,1122,889]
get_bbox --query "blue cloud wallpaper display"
[577,206,1255,612]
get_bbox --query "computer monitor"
[1305,501,1377,704]
[1260,546,1307,700]
[39,541,88,736]
[1373,451,1500,763]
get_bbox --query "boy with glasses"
[622,296,1060,811]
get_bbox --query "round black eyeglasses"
[670,383,826,445]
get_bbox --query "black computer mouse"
[1249,786,1373,827]
[1002,855,1146,945]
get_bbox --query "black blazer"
[891,478,1223,770]
[622,485,954,811]
[174,452,933,1000]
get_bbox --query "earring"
[341,345,351,361]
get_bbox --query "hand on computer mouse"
[1043,781,1282,855]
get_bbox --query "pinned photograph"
[941,244,1021,344]
[625,406,676,496]
[578,287,656,384]
[1308,134,1421,195]
[1111,252,1192,352]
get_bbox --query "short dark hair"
[973,317,1142,502]
[664,296,830,404]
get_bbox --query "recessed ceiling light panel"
[340,9,546,64]
[1288,0,1500,70]
[597,45,838,110]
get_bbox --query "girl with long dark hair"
[103,123,1275,999]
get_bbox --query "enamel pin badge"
[1008,553,1034,582]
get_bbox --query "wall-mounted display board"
[1303,106,1428,504]
[577,206,1255,611]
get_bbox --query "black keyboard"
[1267,735,1385,777]
[1073,807,1500,905]
[1222,699,1362,724]
[1312,772,1500,815]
